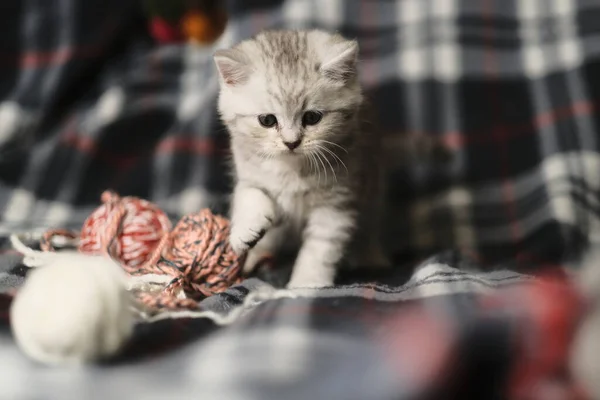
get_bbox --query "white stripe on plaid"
[519,0,584,79]
[408,151,600,249]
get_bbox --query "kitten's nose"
[283,139,302,151]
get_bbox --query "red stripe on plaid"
[0,46,102,69]
[18,46,103,69]
[156,137,218,154]
[58,100,597,171]
[454,247,568,272]
[442,100,598,150]
[0,16,122,69]
[61,131,134,169]
[0,44,104,68]
[61,132,219,168]
[483,0,521,245]
[60,100,596,168]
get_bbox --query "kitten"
[213,29,388,288]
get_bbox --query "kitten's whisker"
[317,145,340,168]
[260,150,273,162]
[315,145,338,183]
[307,150,320,186]
[316,148,334,183]
[314,150,329,183]
[318,144,349,176]
[307,152,316,175]
[313,153,322,186]
[320,140,349,154]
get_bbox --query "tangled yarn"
[135,210,243,310]
[39,191,243,311]
[41,191,172,270]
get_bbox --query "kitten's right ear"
[320,39,359,83]
[213,49,250,87]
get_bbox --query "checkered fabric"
[0,251,586,399]
[1,0,599,268]
[0,1,599,399]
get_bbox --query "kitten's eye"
[302,111,323,126]
[258,114,278,128]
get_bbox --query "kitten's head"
[214,30,362,159]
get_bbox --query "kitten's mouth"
[279,146,304,156]
[280,149,302,157]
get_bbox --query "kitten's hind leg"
[229,184,278,255]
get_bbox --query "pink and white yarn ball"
[78,191,172,269]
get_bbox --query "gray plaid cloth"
[0,0,598,398]
[0,251,534,400]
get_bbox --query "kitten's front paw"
[230,214,274,255]
[287,246,337,288]
[286,276,333,289]
[243,247,275,274]
[287,268,335,289]
[229,185,277,255]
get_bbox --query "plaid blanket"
[0,0,599,398]
[0,247,586,399]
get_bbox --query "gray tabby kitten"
[213,29,388,288]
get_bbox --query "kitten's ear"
[213,49,250,87]
[320,40,359,83]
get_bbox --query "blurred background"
[1,2,600,399]
[0,0,599,274]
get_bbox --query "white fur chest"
[238,157,317,226]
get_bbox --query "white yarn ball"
[10,253,135,365]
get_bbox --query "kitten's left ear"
[320,40,359,83]
[213,48,250,87]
